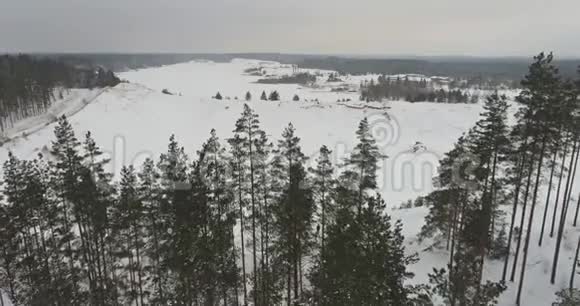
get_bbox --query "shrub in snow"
[554,289,580,306]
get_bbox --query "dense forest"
[0,108,423,306]
[420,53,580,305]
[0,52,579,306]
[360,76,475,103]
[0,55,120,133]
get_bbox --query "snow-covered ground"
[0,59,578,305]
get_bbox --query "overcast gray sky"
[2,0,579,57]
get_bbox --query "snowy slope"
[0,59,577,305]
[0,88,107,144]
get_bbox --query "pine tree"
[228,132,249,304]
[342,117,382,213]
[137,158,167,304]
[511,53,563,305]
[80,131,117,304]
[470,93,510,239]
[261,91,268,101]
[419,134,471,247]
[156,135,194,304]
[245,91,252,101]
[271,123,314,305]
[429,202,506,306]
[111,165,146,305]
[253,130,278,305]
[461,93,511,288]
[269,91,280,101]
[49,115,87,303]
[229,104,269,305]
[311,195,416,305]
[198,129,239,305]
[310,145,336,259]
[1,154,59,304]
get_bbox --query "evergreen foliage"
[269,91,280,101]
[360,76,473,103]
[420,53,580,305]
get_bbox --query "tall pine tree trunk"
[258,192,266,306]
[570,236,580,290]
[231,226,240,306]
[261,192,270,306]
[551,137,570,237]
[237,170,248,305]
[61,198,77,287]
[448,190,463,306]
[150,215,164,303]
[502,149,528,282]
[574,194,580,227]
[321,181,327,258]
[539,147,559,246]
[510,150,536,282]
[293,207,299,304]
[247,128,258,306]
[488,150,499,245]
[76,218,96,299]
[516,137,547,305]
[133,222,145,306]
[565,143,580,210]
[551,139,579,284]
[287,264,291,306]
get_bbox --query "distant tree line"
[47,53,580,82]
[449,76,520,90]
[0,55,120,133]
[214,91,283,102]
[296,56,580,82]
[326,73,342,82]
[257,73,316,85]
[360,76,475,103]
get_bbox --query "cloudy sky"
[2,0,579,57]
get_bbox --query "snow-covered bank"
[0,88,108,146]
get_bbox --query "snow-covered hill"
[0,59,577,306]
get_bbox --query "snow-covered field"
[1,59,578,305]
